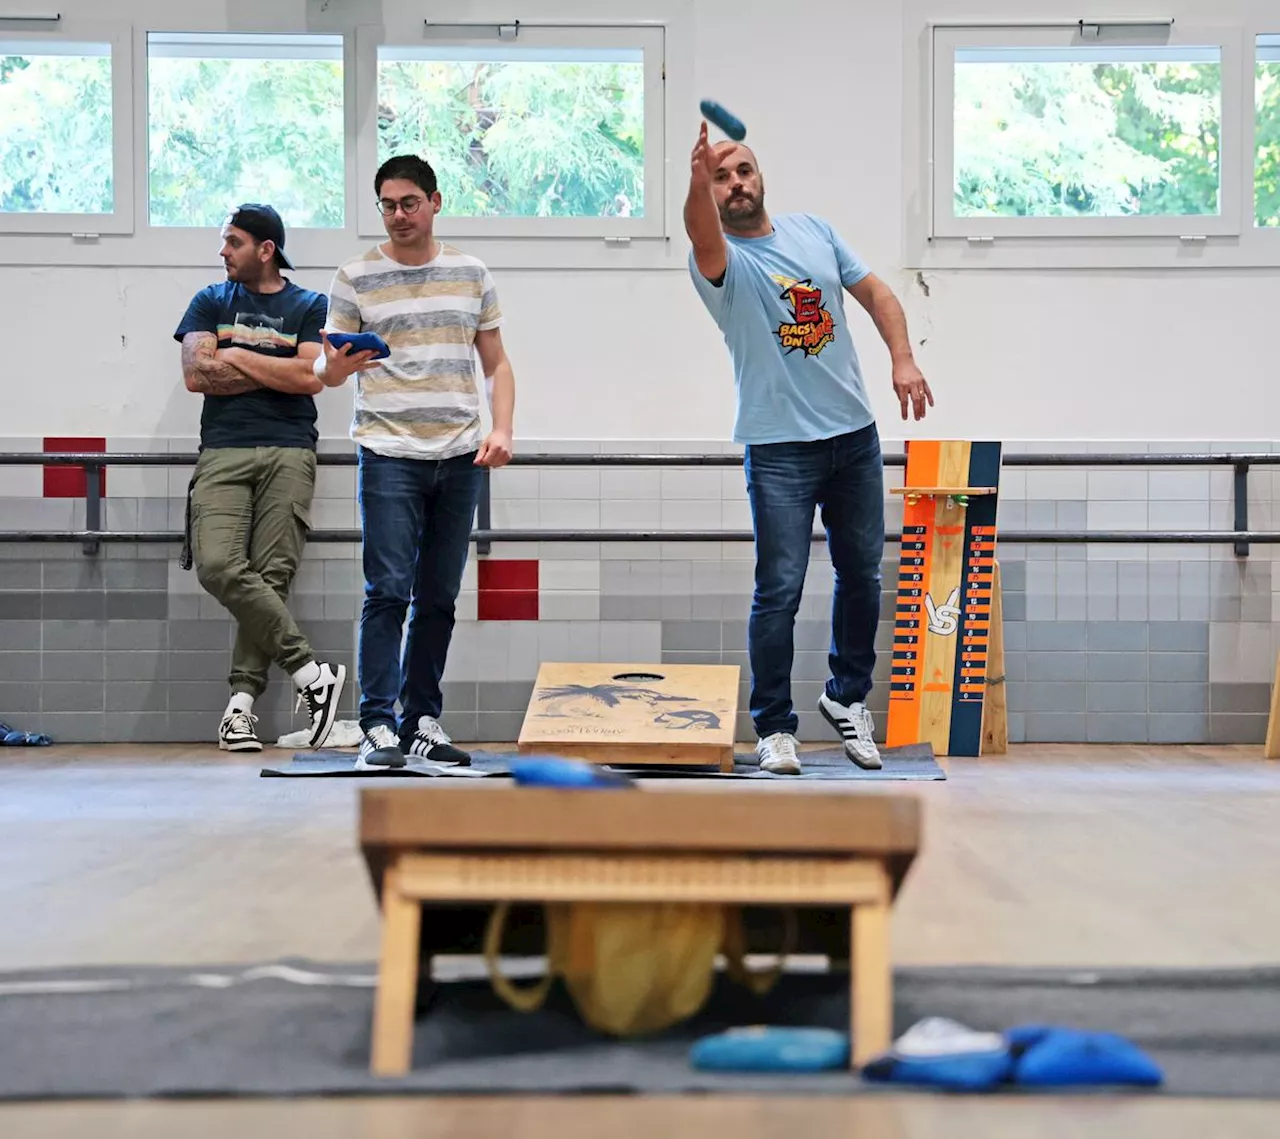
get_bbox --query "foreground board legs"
[370,859,422,1077]
[849,865,893,1068]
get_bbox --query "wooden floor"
[1,742,1278,1135]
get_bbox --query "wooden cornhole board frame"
[517,662,741,771]
[359,783,922,1076]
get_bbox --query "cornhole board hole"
[359,781,923,1076]
[517,662,740,771]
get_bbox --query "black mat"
[259,743,945,781]
[0,959,1276,1100]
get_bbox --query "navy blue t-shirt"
[173,280,327,450]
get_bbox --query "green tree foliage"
[0,53,114,214]
[954,58,1222,218]
[1256,63,1280,226]
[377,59,644,217]
[148,57,345,228]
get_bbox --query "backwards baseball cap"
[228,203,293,271]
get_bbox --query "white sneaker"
[818,693,882,770]
[218,709,262,753]
[756,731,802,775]
[294,662,347,749]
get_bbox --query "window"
[357,24,665,239]
[953,45,1222,222]
[930,25,1240,241]
[1257,34,1280,228]
[0,27,132,233]
[147,33,345,229]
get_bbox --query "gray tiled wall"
[1,438,1278,746]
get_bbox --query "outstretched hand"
[893,361,934,421]
[690,121,718,187]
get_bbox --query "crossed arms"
[181,333,322,397]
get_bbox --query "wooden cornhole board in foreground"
[360,782,921,1076]
[517,662,740,771]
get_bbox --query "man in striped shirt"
[317,154,517,770]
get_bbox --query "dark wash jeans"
[743,423,885,738]
[356,446,482,735]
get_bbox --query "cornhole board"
[359,782,922,1076]
[886,440,1004,758]
[517,662,740,771]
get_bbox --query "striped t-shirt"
[324,243,502,460]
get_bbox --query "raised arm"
[684,122,727,283]
[181,332,259,396]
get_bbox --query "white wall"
[3,0,1278,443]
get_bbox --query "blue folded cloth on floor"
[690,1026,849,1072]
[860,1017,1163,1092]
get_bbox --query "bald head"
[712,140,759,172]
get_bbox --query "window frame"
[1252,29,1280,234]
[930,22,1243,241]
[901,10,1280,269]
[353,20,667,242]
[0,19,134,236]
[136,27,356,267]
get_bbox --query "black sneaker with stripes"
[401,715,471,766]
[357,724,405,769]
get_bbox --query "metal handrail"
[0,449,1272,557]
[4,451,1280,466]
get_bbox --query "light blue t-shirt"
[688,213,875,445]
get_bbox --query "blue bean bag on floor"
[1007,1024,1163,1088]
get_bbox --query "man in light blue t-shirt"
[685,121,934,775]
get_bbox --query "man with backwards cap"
[684,122,935,776]
[174,203,356,754]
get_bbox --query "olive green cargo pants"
[188,447,317,698]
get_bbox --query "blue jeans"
[743,424,885,738]
[357,447,482,734]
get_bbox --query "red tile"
[478,558,538,591]
[43,437,106,499]
[478,590,539,621]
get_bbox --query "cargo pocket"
[179,476,199,571]
[284,500,313,578]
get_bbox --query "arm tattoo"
[182,333,258,395]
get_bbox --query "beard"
[720,190,764,229]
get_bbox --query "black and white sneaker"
[401,715,471,766]
[818,693,882,770]
[358,724,406,769]
[218,709,262,753]
[295,662,346,749]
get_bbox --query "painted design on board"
[530,683,725,730]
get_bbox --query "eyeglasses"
[377,195,425,217]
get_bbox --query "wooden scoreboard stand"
[886,440,1007,758]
